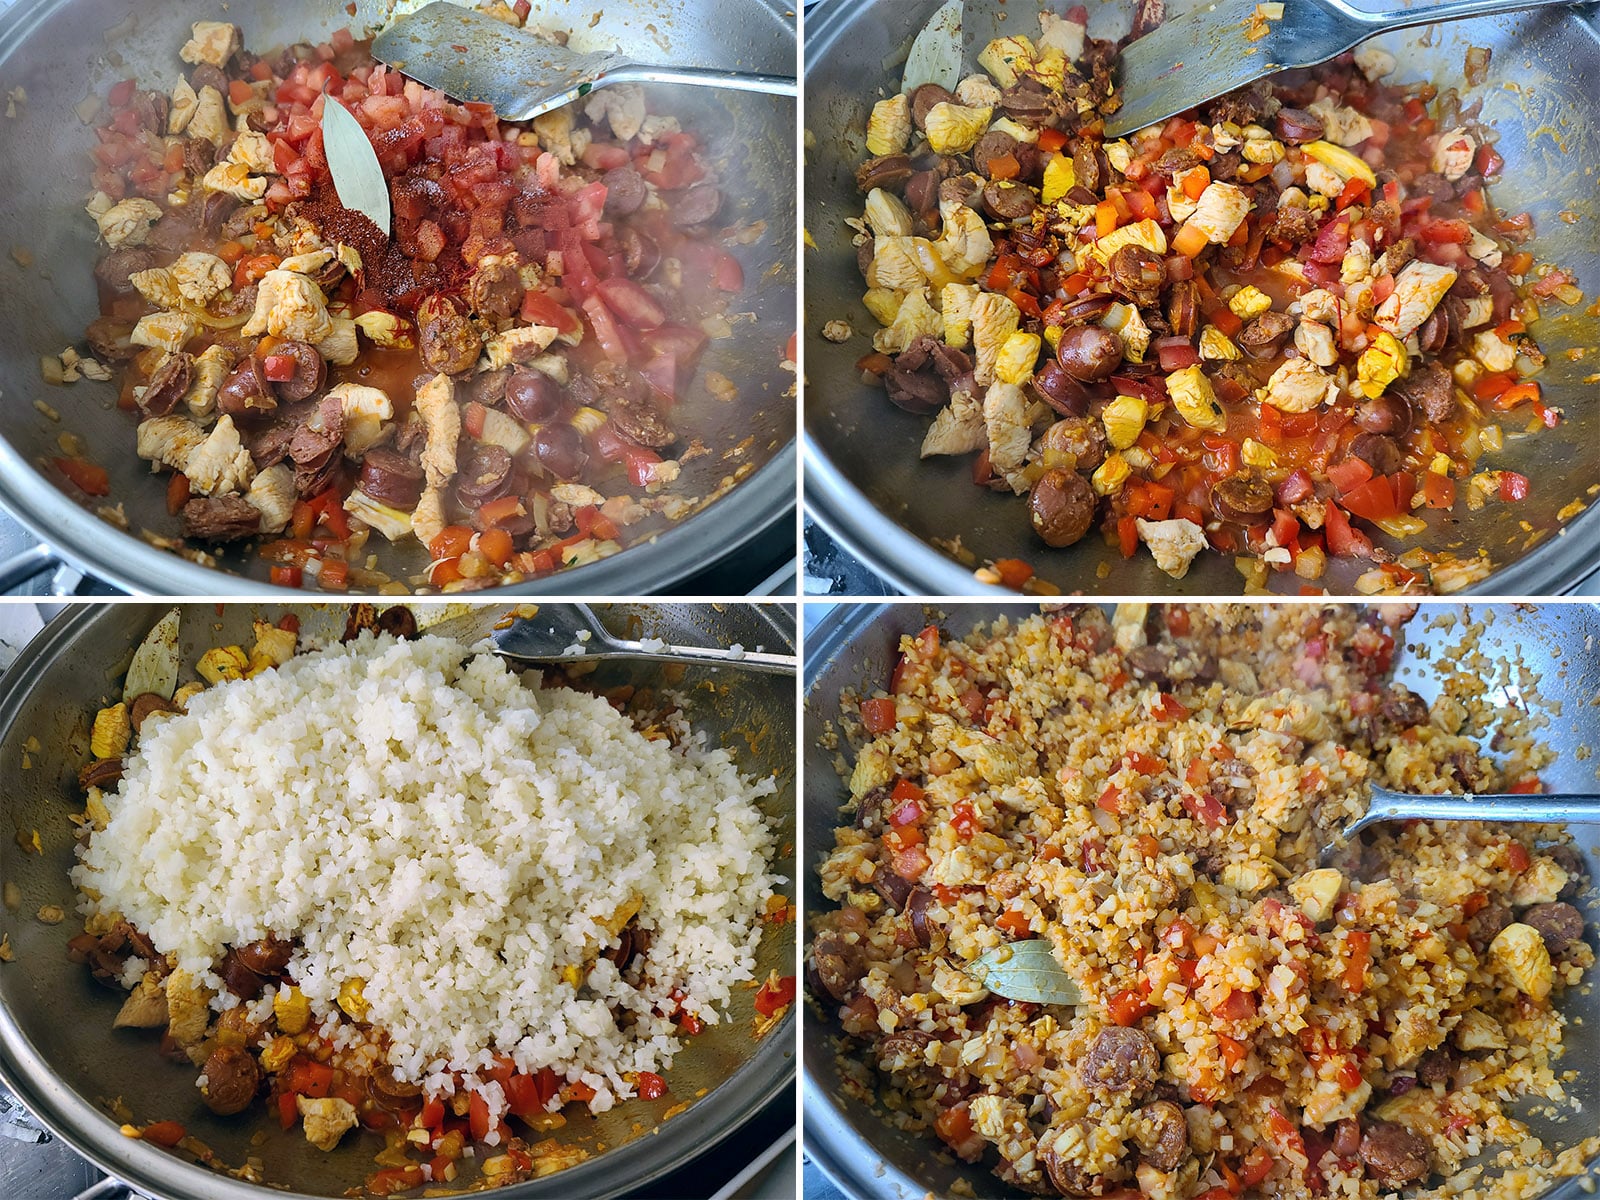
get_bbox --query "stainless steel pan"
[0,602,796,1200]
[803,602,1600,1198]
[0,0,795,595]
[804,0,1600,596]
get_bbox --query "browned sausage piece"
[875,1029,936,1068]
[139,352,194,417]
[1332,1117,1362,1158]
[1395,361,1456,424]
[533,423,589,481]
[79,757,123,791]
[871,862,913,912]
[1030,469,1096,548]
[216,356,277,417]
[1167,280,1199,338]
[1107,245,1167,308]
[1235,311,1295,359]
[1355,393,1412,435]
[455,444,515,509]
[416,295,482,376]
[1079,1026,1159,1093]
[1134,1101,1188,1171]
[1125,645,1174,686]
[202,191,239,237]
[1523,901,1585,956]
[1055,325,1122,382]
[1073,143,1106,194]
[94,247,160,294]
[180,495,261,543]
[376,606,420,640]
[1211,472,1275,522]
[1359,1121,1430,1185]
[619,226,660,277]
[1379,685,1429,728]
[219,949,267,1000]
[1275,106,1326,144]
[200,1044,262,1117]
[601,166,648,216]
[971,130,1019,176]
[903,169,940,215]
[1044,1120,1120,1196]
[938,175,982,209]
[609,394,675,449]
[982,179,1038,221]
[357,449,425,510]
[129,692,179,733]
[810,930,865,1002]
[1033,359,1090,417]
[189,63,230,95]
[1548,843,1589,899]
[234,935,292,976]
[503,369,566,423]
[671,185,723,227]
[856,153,914,192]
[1349,432,1403,475]
[905,887,934,948]
[1039,416,1106,471]
[911,83,956,129]
[85,316,139,362]
[270,341,326,403]
[368,1070,424,1111]
[1000,79,1059,125]
[466,257,525,322]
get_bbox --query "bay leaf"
[966,938,1083,1006]
[321,95,392,236]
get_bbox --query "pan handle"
[0,544,58,592]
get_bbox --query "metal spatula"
[371,1,796,122]
[487,603,796,675]
[1321,783,1600,864]
[1105,0,1575,138]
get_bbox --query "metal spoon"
[1106,0,1576,138]
[488,603,795,676]
[372,2,796,123]
[1322,784,1600,865]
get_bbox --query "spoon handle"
[605,64,798,99]
[1343,0,1576,31]
[1343,791,1600,841]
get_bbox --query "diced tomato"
[1155,337,1201,371]
[1152,693,1190,721]
[318,558,350,591]
[1218,1033,1247,1070]
[934,1103,983,1161]
[1339,475,1400,522]
[1323,503,1374,559]
[1506,841,1531,871]
[1213,989,1257,1021]
[1182,789,1227,827]
[262,354,296,382]
[282,1056,335,1099]
[950,801,979,840]
[56,458,110,496]
[991,557,1034,589]
[141,1120,186,1147]
[270,565,303,588]
[1342,930,1372,993]
[1117,515,1139,558]
[1097,785,1127,815]
[1108,988,1152,1026]
[107,79,137,107]
[1038,128,1068,153]
[1499,471,1530,502]
[996,909,1031,938]
[755,974,797,1017]
[1509,778,1542,795]
[421,1098,446,1129]
[860,697,896,734]
[1125,750,1164,776]
[1327,455,1374,494]
[636,1071,667,1100]
[1422,471,1455,509]
[278,1091,300,1130]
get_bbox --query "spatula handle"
[1343,792,1600,839]
[1341,0,1576,31]
[606,64,797,99]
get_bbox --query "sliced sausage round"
[609,395,675,448]
[1236,311,1294,359]
[904,169,940,215]
[1359,1121,1430,1185]
[1523,901,1584,956]
[129,692,178,732]
[911,83,956,129]
[357,449,425,509]
[201,1045,262,1116]
[1079,1026,1159,1093]
[856,154,914,192]
[216,356,277,417]
[1044,1120,1116,1196]
[1107,244,1167,307]
[1355,393,1412,435]
[466,258,524,321]
[377,606,420,640]
[455,444,514,509]
[1211,472,1275,522]
[810,930,865,1002]
[1055,325,1122,382]
[1073,144,1106,194]
[971,130,1019,176]
[1135,1101,1188,1172]
[504,369,566,423]
[1030,469,1096,548]
[533,422,589,481]
[94,247,159,294]
[269,341,326,402]
[671,185,723,227]
[1275,106,1326,144]
[1167,280,1199,338]
[982,179,1038,221]
[1033,359,1090,417]
[602,166,648,216]
[619,226,660,277]
[234,935,292,976]
[85,316,139,362]
[1349,432,1403,475]
[139,352,194,417]
[416,297,482,376]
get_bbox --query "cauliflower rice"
[74,632,778,1111]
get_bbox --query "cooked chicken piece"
[874,288,942,355]
[941,282,981,348]
[934,201,993,278]
[969,292,1021,385]
[187,85,230,146]
[414,373,460,489]
[1199,325,1241,360]
[1185,183,1253,244]
[1302,1076,1372,1126]
[1261,357,1337,413]
[170,252,232,305]
[1465,227,1502,268]
[227,130,277,175]
[1340,239,1373,284]
[982,381,1031,475]
[320,382,394,458]
[1137,518,1207,579]
[532,106,576,165]
[584,83,647,142]
[112,971,168,1029]
[1228,285,1271,319]
[242,270,333,343]
[411,485,447,549]
[278,247,336,275]
[180,20,240,68]
[130,312,199,355]
[921,389,986,457]
[202,160,267,202]
[316,317,359,366]
[1431,127,1477,181]
[485,324,559,369]
[1304,161,1345,198]
[923,102,992,155]
[1288,868,1344,922]
[137,415,207,471]
[129,267,185,311]
[866,93,912,156]
[869,235,926,292]
[1086,218,1167,265]
[1355,44,1397,80]
[955,73,1002,108]
[185,414,255,497]
[95,197,162,249]
[353,311,416,350]
[1489,922,1553,1000]
[1166,365,1226,430]
[1307,98,1374,147]
[184,344,232,417]
[1374,261,1457,339]
[344,489,413,542]
[1454,1009,1508,1051]
[164,967,214,1064]
[864,188,913,239]
[1292,288,1340,325]
[297,1097,358,1152]
[245,464,296,534]
[1294,320,1339,367]
[552,483,607,507]
[90,703,131,758]
[168,79,199,135]
[1471,327,1516,372]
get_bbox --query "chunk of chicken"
[941,282,980,348]
[1294,320,1339,367]
[1374,261,1457,339]
[969,291,1021,385]
[1185,183,1253,245]
[245,464,296,534]
[170,252,232,306]
[1261,357,1337,413]
[227,130,277,175]
[584,83,647,142]
[180,21,240,68]
[955,73,1002,108]
[202,160,267,202]
[1489,922,1553,1001]
[95,197,162,249]
[934,201,993,278]
[982,381,1031,475]
[113,970,168,1029]
[137,416,208,471]
[1307,98,1374,147]
[866,93,912,156]
[532,106,576,165]
[322,382,394,458]
[1340,239,1373,285]
[414,373,460,489]
[164,967,214,1064]
[411,485,447,549]
[242,270,333,343]
[184,344,232,417]
[184,414,255,496]
[873,288,942,355]
[168,79,198,136]
[1431,128,1476,181]
[130,267,185,311]
[921,389,986,457]
[1137,518,1207,579]
[297,1096,359,1152]
[187,85,230,146]
[1472,328,1517,373]
[484,324,559,369]
[316,316,359,366]
[130,312,200,355]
